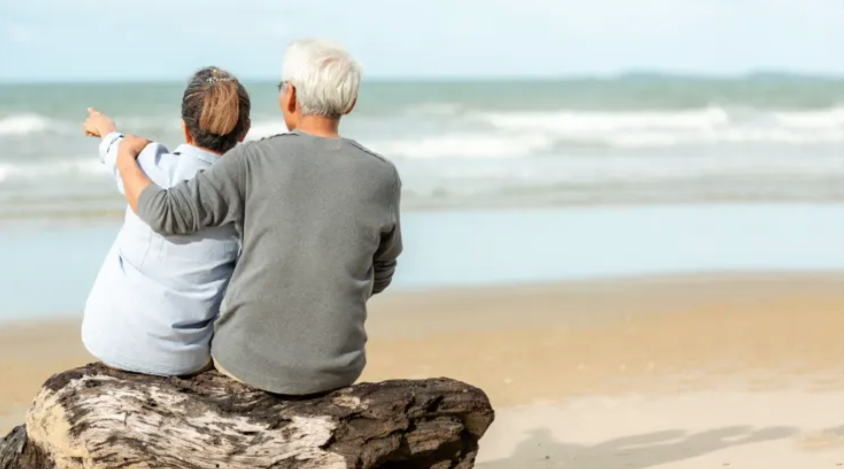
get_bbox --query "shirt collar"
[173,144,220,165]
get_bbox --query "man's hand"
[118,134,152,160]
[83,108,118,138]
[115,134,154,214]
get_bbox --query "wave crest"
[369,133,554,159]
[0,114,51,136]
[479,106,733,133]
[369,106,844,157]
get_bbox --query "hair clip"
[206,76,236,83]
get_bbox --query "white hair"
[281,39,363,118]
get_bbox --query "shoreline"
[4,269,843,327]
[2,272,843,466]
[4,204,844,321]
[2,199,844,228]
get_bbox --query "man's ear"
[287,85,298,113]
[345,97,357,115]
[238,119,251,143]
[182,120,193,144]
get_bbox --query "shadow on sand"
[478,425,796,468]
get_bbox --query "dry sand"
[1,272,843,467]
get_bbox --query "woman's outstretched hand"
[83,108,117,138]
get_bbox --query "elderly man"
[115,39,402,395]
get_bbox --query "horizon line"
[1,70,843,85]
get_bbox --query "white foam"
[361,123,844,158]
[245,121,289,140]
[0,159,107,183]
[602,128,844,148]
[479,106,731,133]
[0,114,192,139]
[772,106,844,129]
[368,133,554,159]
[469,106,844,149]
[0,114,51,136]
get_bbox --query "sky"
[1,0,843,81]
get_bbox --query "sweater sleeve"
[371,168,403,295]
[136,142,250,235]
[101,133,172,196]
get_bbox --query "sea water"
[1,204,843,323]
[1,77,843,219]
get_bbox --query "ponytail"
[199,80,240,135]
[181,67,251,153]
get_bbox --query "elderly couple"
[80,39,402,395]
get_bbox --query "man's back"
[83,137,239,376]
[137,130,402,394]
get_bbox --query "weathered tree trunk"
[0,363,494,469]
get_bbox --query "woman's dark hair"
[182,67,251,153]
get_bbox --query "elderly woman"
[114,39,403,395]
[81,67,250,376]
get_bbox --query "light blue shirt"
[81,132,240,375]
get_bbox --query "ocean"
[1,76,843,321]
[1,76,843,220]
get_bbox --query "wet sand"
[1,272,843,467]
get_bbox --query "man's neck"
[295,115,341,139]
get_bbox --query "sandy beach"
[2,272,843,467]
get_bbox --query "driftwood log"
[0,363,494,468]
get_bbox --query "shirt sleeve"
[99,132,125,194]
[372,168,403,295]
[136,142,249,235]
[100,132,169,195]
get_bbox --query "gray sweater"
[136,130,402,394]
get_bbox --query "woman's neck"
[187,143,224,156]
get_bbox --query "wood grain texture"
[0,363,494,469]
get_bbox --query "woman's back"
[81,66,251,376]
[82,141,239,375]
